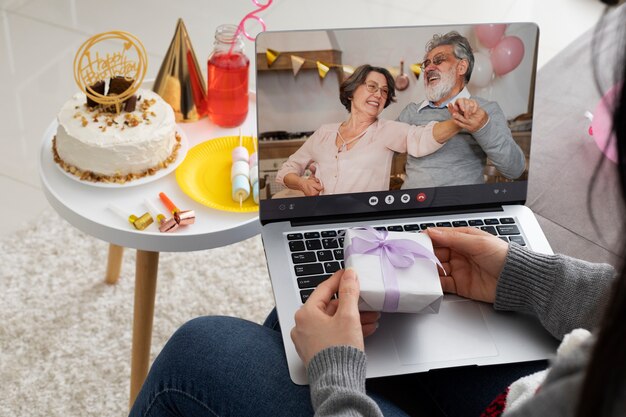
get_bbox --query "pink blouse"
[276,119,440,195]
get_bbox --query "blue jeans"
[129,309,547,417]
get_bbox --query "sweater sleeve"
[472,100,525,180]
[307,346,383,417]
[494,243,615,340]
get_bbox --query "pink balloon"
[491,36,525,76]
[475,24,507,49]
[590,83,620,163]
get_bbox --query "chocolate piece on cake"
[107,76,136,112]
[86,81,105,107]
[124,95,138,112]
[108,76,134,96]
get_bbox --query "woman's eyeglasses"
[364,82,389,98]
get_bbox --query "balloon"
[590,83,620,163]
[475,24,507,49]
[468,51,493,88]
[491,36,525,76]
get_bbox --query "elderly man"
[400,31,525,188]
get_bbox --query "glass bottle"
[207,24,250,127]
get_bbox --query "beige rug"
[0,208,275,416]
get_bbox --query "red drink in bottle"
[207,24,249,127]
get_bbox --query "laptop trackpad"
[389,300,498,365]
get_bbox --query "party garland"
[265,48,422,80]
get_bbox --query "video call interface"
[255,23,538,221]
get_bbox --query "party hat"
[153,18,207,122]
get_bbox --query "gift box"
[344,227,443,313]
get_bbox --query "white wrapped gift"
[344,227,443,313]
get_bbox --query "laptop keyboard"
[286,217,525,304]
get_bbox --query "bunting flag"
[316,61,330,79]
[290,55,306,76]
[410,63,422,79]
[262,47,420,82]
[342,65,355,77]
[387,66,400,77]
[266,48,280,67]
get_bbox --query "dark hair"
[339,65,397,112]
[577,4,626,417]
[425,31,474,84]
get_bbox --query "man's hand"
[290,269,379,366]
[426,227,509,303]
[448,98,489,132]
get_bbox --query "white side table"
[39,103,259,407]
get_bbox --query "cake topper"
[73,30,148,113]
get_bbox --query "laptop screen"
[255,23,538,224]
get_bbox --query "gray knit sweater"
[307,243,620,416]
[398,98,525,188]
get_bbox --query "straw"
[228,0,273,54]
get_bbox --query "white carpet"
[0,208,275,416]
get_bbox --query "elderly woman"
[275,64,486,196]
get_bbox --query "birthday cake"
[53,87,180,183]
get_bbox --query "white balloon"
[469,51,494,88]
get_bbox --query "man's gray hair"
[425,31,474,84]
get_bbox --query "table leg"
[129,250,160,409]
[105,244,124,285]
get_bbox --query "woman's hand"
[426,227,509,303]
[299,176,324,196]
[290,269,379,367]
[448,98,489,132]
[283,173,324,196]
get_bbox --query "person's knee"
[152,316,243,372]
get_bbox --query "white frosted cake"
[53,89,180,183]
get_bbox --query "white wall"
[256,23,537,134]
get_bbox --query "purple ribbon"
[344,227,443,312]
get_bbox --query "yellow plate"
[176,136,259,212]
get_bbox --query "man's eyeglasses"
[420,53,451,71]
[364,82,389,98]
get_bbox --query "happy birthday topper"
[73,31,148,112]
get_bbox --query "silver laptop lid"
[255,23,539,224]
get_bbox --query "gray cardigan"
[307,244,620,416]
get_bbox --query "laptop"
[255,22,557,385]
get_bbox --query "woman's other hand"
[426,227,509,303]
[290,269,378,367]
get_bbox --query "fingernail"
[343,268,356,280]
[428,228,442,235]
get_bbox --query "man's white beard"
[425,67,456,103]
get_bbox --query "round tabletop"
[39,94,260,253]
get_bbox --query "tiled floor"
[0,0,606,237]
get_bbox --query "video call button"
[400,194,410,203]
[368,196,379,206]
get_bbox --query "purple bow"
[344,226,443,312]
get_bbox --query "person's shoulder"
[401,102,422,112]
[470,95,503,113]
[316,122,341,132]
[311,122,341,137]
[397,102,423,121]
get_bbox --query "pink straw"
[228,0,273,54]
